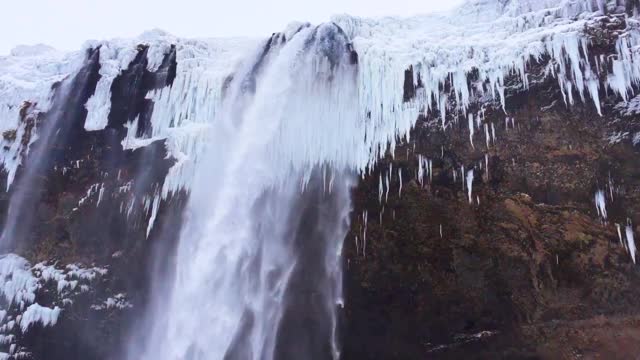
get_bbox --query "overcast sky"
[0,0,463,55]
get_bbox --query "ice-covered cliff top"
[0,0,638,208]
[332,0,630,132]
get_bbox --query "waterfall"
[127,24,358,360]
[0,49,100,253]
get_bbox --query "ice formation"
[398,168,403,197]
[0,0,638,358]
[90,293,133,311]
[616,223,624,245]
[466,170,475,204]
[626,223,636,264]
[2,1,639,206]
[19,304,61,332]
[0,0,636,246]
[595,190,607,220]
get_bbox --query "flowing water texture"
[0,50,99,253]
[129,24,360,360]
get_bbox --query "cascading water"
[0,49,99,253]
[128,24,359,360]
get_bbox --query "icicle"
[398,168,403,198]
[439,224,443,238]
[491,123,497,143]
[323,166,327,193]
[485,154,489,179]
[484,123,490,148]
[384,171,390,203]
[466,169,474,204]
[594,190,607,220]
[378,174,384,204]
[616,223,623,245]
[96,183,105,207]
[417,155,424,187]
[625,221,636,264]
[468,114,475,148]
[329,171,335,193]
[423,158,428,183]
[19,304,61,332]
[363,210,368,258]
[146,194,161,238]
[428,159,433,182]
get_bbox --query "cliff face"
[342,15,640,359]
[343,85,640,359]
[0,46,186,360]
[0,2,640,360]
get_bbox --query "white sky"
[0,0,463,55]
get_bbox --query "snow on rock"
[90,293,133,311]
[0,254,110,353]
[0,254,109,308]
[607,131,630,145]
[84,42,138,131]
[615,94,640,116]
[84,30,177,131]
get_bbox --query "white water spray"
[130,24,359,360]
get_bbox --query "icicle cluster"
[333,0,639,163]
[1,0,640,238]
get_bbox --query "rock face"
[1,4,640,360]
[342,23,640,360]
